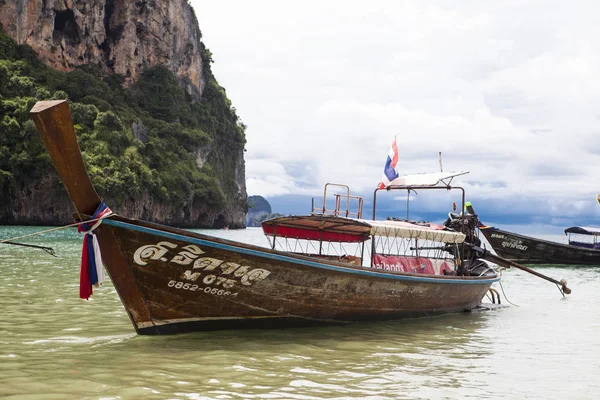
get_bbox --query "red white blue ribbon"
[78,202,113,300]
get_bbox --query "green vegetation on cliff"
[0,24,245,217]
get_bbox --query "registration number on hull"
[133,241,271,295]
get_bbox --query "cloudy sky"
[192,0,600,232]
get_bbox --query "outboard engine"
[443,211,494,276]
[443,212,480,246]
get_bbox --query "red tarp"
[261,224,367,243]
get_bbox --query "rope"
[498,280,519,307]
[0,216,109,244]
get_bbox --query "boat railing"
[568,240,600,249]
[566,230,599,249]
[311,183,364,219]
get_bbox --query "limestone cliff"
[0,0,248,228]
[0,0,205,97]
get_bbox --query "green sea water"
[0,226,598,399]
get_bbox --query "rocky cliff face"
[1,172,74,226]
[0,0,205,97]
[0,0,248,228]
[2,171,246,229]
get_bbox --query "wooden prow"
[30,100,155,331]
[30,100,101,218]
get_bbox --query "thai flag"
[377,135,400,189]
[78,202,113,300]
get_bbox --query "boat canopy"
[262,215,466,243]
[383,171,469,188]
[564,226,600,236]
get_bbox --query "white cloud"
[192,0,600,220]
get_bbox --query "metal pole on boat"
[371,188,378,266]
[372,188,378,220]
[319,229,323,255]
[0,241,56,256]
[468,243,571,295]
[271,225,277,250]
[465,203,570,295]
[361,240,366,266]
[406,189,410,220]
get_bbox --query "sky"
[191,0,600,233]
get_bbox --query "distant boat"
[478,223,600,265]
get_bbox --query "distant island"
[246,195,284,227]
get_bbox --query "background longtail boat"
[31,100,500,335]
[478,223,600,265]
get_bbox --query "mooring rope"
[0,216,109,244]
[498,280,519,307]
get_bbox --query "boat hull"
[97,216,499,335]
[479,226,600,265]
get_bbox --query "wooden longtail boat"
[31,100,500,335]
[479,223,600,265]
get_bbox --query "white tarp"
[359,219,466,243]
[384,171,469,188]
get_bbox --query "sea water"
[0,226,598,399]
